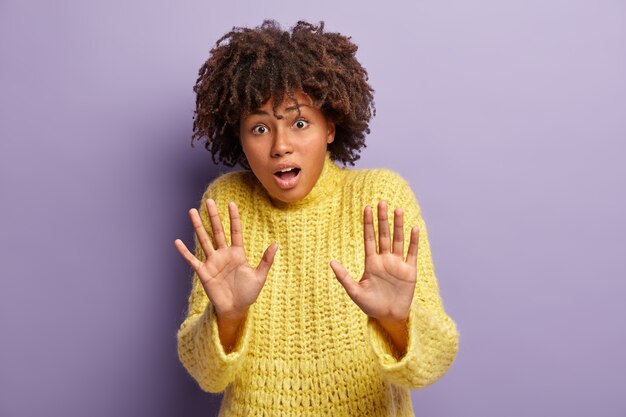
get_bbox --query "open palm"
[330,200,419,321]
[174,199,278,319]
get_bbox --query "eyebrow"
[249,104,312,116]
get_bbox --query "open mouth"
[273,167,301,189]
[274,167,301,179]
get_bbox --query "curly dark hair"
[190,19,376,169]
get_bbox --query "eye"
[252,125,268,135]
[293,119,309,129]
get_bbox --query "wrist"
[214,307,249,354]
[372,314,410,359]
[375,316,408,331]
[214,306,249,323]
[374,309,410,326]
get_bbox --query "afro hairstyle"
[190,19,376,169]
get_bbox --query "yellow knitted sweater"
[177,152,459,416]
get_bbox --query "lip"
[273,162,301,173]
[272,163,301,190]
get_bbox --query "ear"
[326,120,336,144]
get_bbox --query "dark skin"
[174,198,419,357]
[191,20,375,168]
[331,200,420,356]
[178,91,418,356]
[182,20,413,356]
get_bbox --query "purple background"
[1,1,625,416]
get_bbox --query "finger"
[392,207,404,256]
[329,260,360,301]
[363,206,376,257]
[377,200,391,254]
[189,208,215,257]
[173,239,203,271]
[255,242,279,279]
[228,202,244,247]
[206,199,228,248]
[406,226,420,266]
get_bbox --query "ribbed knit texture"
[177,152,459,416]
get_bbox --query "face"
[239,91,335,203]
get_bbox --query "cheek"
[244,154,269,183]
[240,141,261,162]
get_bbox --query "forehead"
[243,91,315,118]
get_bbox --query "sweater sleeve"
[176,178,254,393]
[365,172,460,390]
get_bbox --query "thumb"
[255,242,278,279]
[330,260,360,301]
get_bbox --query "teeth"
[280,168,294,172]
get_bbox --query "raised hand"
[330,200,419,323]
[174,199,278,320]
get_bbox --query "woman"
[174,19,459,416]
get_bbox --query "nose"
[271,127,294,157]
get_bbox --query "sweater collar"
[267,151,344,210]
